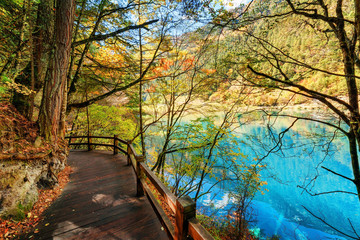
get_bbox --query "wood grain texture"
[188,218,215,240]
[25,150,169,240]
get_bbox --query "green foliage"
[6,200,34,221]
[0,75,11,99]
[11,202,30,221]
[196,214,226,240]
[162,117,266,238]
[149,116,265,203]
[197,212,259,240]
[162,117,226,195]
[0,75,34,98]
[71,104,140,148]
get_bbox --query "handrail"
[69,135,128,145]
[126,145,215,240]
[188,218,215,240]
[66,135,127,155]
[141,178,176,239]
[139,163,177,213]
[66,134,214,240]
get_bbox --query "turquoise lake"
[146,115,360,239]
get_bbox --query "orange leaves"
[182,56,195,70]
[90,90,100,95]
[145,85,156,93]
[151,56,199,78]
[201,68,216,75]
[151,58,173,77]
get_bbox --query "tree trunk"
[349,131,360,202]
[138,3,146,156]
[339,24,360,201]
[39,0,75,143]
[12,0,55,119]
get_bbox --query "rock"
[0,103,69,218]
[0,149,68,218]
[0,160,44,218]
[34,136,42,148]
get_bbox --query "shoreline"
[143,97,338,123]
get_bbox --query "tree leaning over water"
[207,0,360,237]
[218,0,360,202]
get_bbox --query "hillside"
[191,0,353,107]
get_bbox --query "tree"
[1,0,55,119]
[146,36,215,173]
[212,0,360,237]
[218,0,360,200]
[65,0,160,110]
[38,0,75,143]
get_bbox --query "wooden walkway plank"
[25,150,169,240]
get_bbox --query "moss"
[7,203,26,221]
[14,204,26,221]
[4,198,35,221]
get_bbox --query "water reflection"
[147,116,360,240]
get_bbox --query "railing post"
[68,135,72,146]
[114,135,119,155]
[175,196,196,240]
[87,134,92,151]
[126,141,131,166]
[136,155,145,197]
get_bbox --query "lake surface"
[146,115,360,240]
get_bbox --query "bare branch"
[244,30,360,80]
[297,185,358,196]
[72,19,159,47]
[268,113,348,136]
[321,166,354,182]
[303,206,358,239]
[247,65,351,125]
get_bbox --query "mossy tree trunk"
[38,0,75,144]
[12,0,55,120]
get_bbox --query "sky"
[225,0,252,9]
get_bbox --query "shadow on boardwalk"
[26,150,168,240]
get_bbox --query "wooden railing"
[66,135,127,155]
[66,135,214,240]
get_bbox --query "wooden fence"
[66,135,215,240]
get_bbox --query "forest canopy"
[2,0,360,239]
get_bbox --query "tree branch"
[247,65,351,125]
[67,77,141,111]
[268,113,348,136]
[321,166,354,182]
[303,205,358,239]
[297,185,358,196]
[72,19,159,47]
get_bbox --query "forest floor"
[0,103,73,239]
[0,166,72,240]
[0,103,51,158]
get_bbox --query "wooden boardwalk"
[27,150,169,240]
